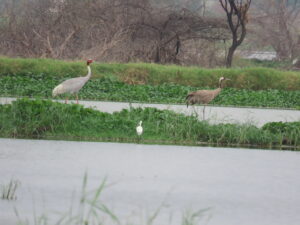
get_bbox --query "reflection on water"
[1,138,300,225]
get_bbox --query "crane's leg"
[192,105,198,117]
[65,96,68,104]
[76,94,79,104]
[203,105,206,120]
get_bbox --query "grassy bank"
[0,99,299,149]
[1,57,300,108]
[1,56,300,90]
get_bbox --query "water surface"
[1,138,300,225]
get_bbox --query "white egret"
[136,121,143,137]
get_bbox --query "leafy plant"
[1,75,300,108]
[1,57,300,90]
[0,99,299,149]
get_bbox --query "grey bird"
[52,59,93,104]
[186,77,230,119]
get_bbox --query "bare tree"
[0,0,89,58]
[0,0,230,66]
[130,7,229,64]
[251,0,300,61]
[219,0,252,67]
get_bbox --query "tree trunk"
[154,46,160,63]
[226,45,236,67]
[219,0,251,67]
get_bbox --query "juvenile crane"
[52,59,93,104]
[186,77,230,119]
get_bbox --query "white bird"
[136,121,143,136]
[292,58,298,65]
[52,59,93,104]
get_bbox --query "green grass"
[1,56,300,90]
[1,98,299,149]
[1,57,300,108]
[1,75,300,108]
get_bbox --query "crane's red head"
[87,59,93,65]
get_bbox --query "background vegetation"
[1,57,300,90]
[0,0,299,68]
[1,57,300,109]
[0,99,299,149]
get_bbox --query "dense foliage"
[1,75,300,108]
[1,57,300,90]
[0,99,299,149]
[1,57,299,108]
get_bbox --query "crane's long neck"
[215,88,222,97]
[85,65,92,80]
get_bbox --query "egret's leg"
[203,105,206,120]
[76,94,79,104]
[65,97,68,104]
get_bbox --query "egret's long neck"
[86,65,92,79]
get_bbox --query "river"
[1,138,300,225]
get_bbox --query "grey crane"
[52,59,93,104]
[185,77,230,119]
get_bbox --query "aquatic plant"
[182,209,211,225]
[1,56,300,90]
[1,57,300,109]
[16,174,120,225]
[262,122,300,146]
[0,99,299,149]
[1,179,20,200]
[15,174,210,225]
[1,76,300,108]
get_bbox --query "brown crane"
[185,77,230,119]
